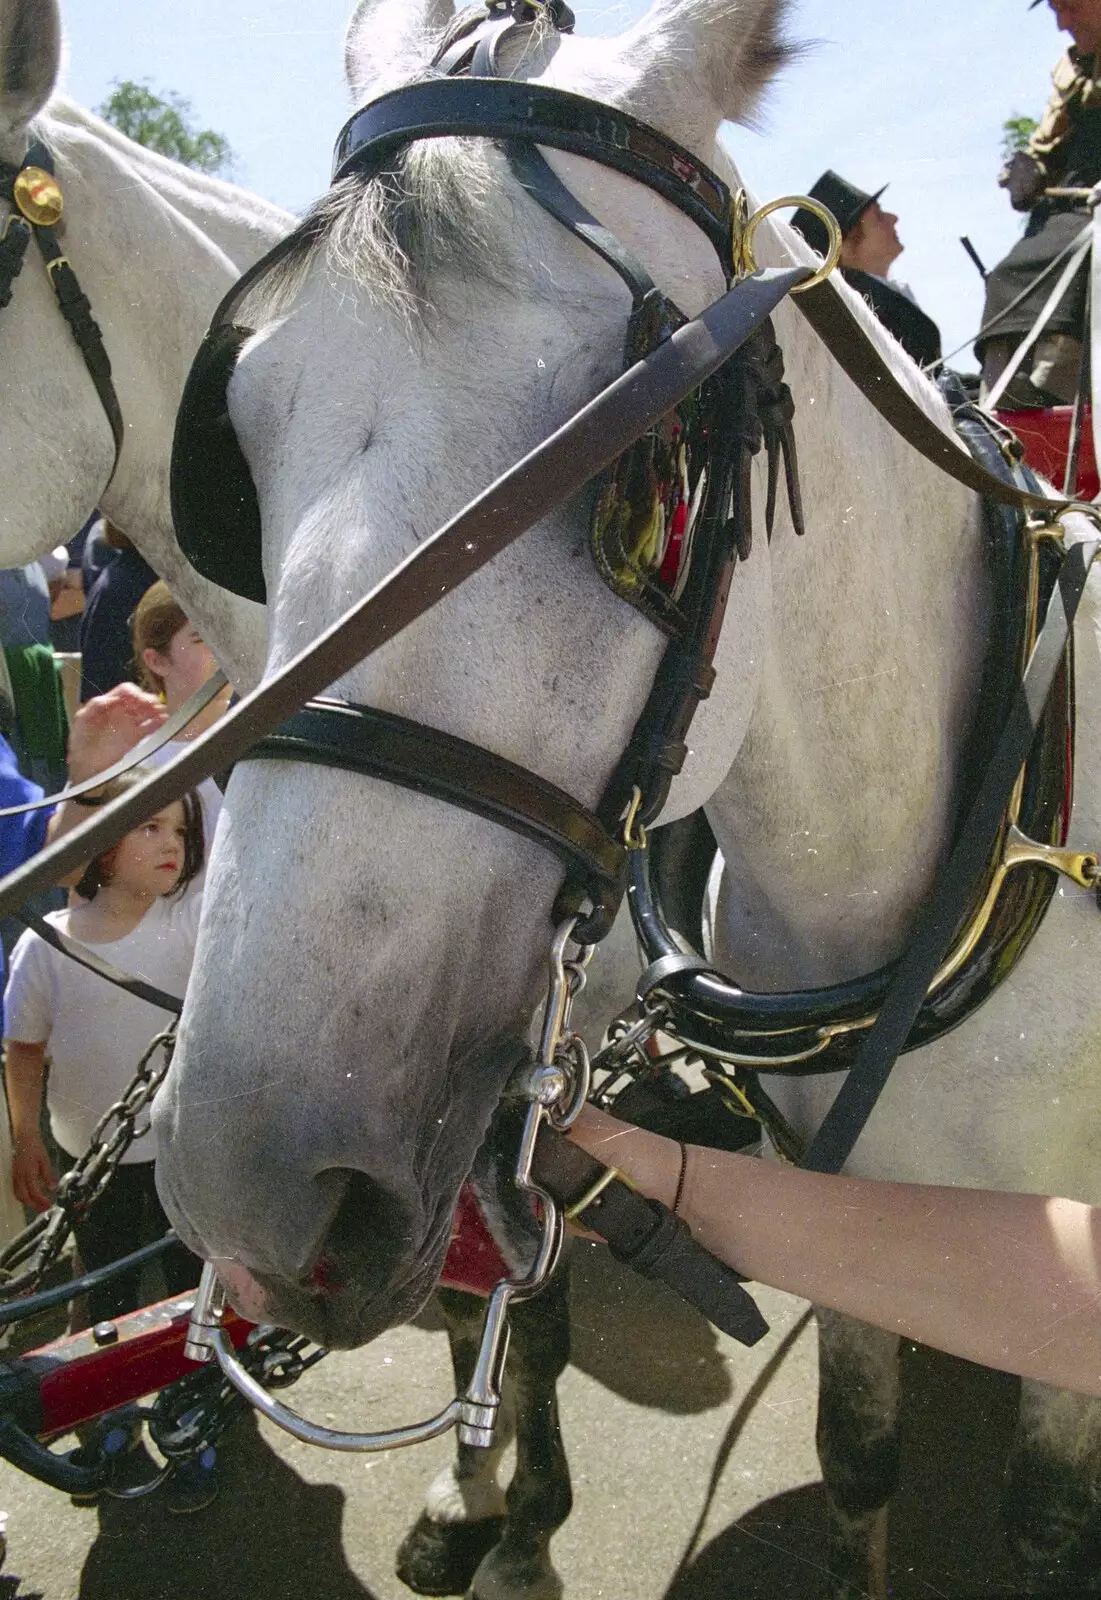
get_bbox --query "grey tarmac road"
[0,1244,1027,1599]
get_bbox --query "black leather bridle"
[230,0,803,943]
[0,140,124,487]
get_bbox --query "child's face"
[148,622,217,703]
[105,803,188,897]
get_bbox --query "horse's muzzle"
[209,1170,452,1348]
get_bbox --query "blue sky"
[55,0,1062,360]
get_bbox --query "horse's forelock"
[246,128,543,328]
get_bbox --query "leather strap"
[803,534,1099,1173]
[591,321,776,836]
[504,144,658,309]
[0,212,30,309]
[1088,209,1101,502]
[530,1123,768,1345]
[0,267,811,930]
[795,278,1071,513]
[332,80,736,279]
[242,697,625,906]
[33,232,125,472]
[14,144,125,483]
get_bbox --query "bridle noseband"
[0,140,124,490]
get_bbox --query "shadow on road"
[566,1240,733,1413]
[413,1243,733,1414]
[666,1342,1026,1599]
[77,1414,380,1600]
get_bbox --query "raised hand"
[66,682,167,785]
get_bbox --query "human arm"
[568,1105,1101,1397]
[999,53,1082,210]
[45,683,167,876]
[4,1040,55,1211]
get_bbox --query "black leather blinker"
[170,323,265,603]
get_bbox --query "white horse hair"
[155,0,831,1335]
[0,0,293,687]
[17,0,1085,1594]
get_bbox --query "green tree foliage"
[96,80,233,175]
[1002,113,1040,163]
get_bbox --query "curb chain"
[0,1025,178,1297]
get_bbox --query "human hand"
[49,569,84,622]
[66,682,167,784]
[12,1131,56,1212]
[999,151,1045,211]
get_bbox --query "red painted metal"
[438,1184,510,1296]
[33,1296,253,1437]
[995,404,1100,500]
[15,1183,508,1441]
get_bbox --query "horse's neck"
[32,102,290,685]
[706,255,989,987]
[43,98,289,271]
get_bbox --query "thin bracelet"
[673,1141,689,1217]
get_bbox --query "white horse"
[121,0,1099,1595]
[0,0,292,687]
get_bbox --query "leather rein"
[0,141,124,487]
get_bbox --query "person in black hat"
[977,0,1101,404]
[791,171,942,368]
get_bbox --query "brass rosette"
[12,167,64,228]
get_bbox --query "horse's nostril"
[313,1169,416,1300]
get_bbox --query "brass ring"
[741,195,842,294]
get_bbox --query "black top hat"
[790,170,887,257]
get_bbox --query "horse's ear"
[344,0,456,104]
[0,0,60,143]
[604,0,797,148]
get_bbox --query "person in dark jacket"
[791,171,942,369]
[78,523,157,703]
[977,0,1101,403]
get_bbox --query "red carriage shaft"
[28,1297,253,1438]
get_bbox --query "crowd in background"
[0,513,228,1512]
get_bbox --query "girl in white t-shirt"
[131,581,230,874]
[4,776,205,1326]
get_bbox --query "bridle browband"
[0,141,124,486]
[331,78,736,280]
